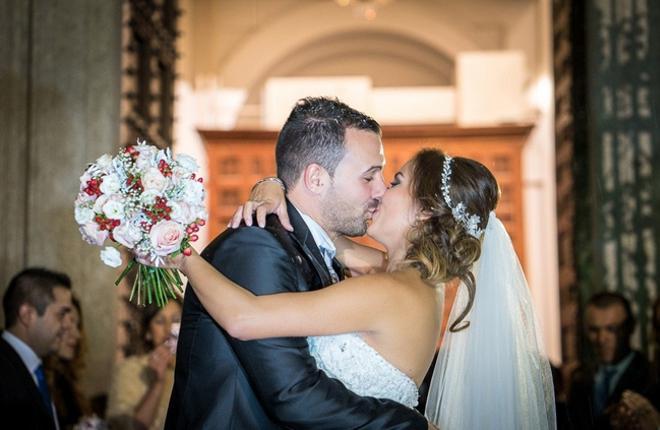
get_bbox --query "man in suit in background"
[0,268,73,430]
[166,97,429,429]
[568,291,650,429]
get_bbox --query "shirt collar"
[597,350,636,390]
[291,204,336,256]
[2,330,42,374]
[601,350,635,373]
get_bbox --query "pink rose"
[79,222,109,246]
[149,220,185,256]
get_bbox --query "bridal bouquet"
[74,140,207,306]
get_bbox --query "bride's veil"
[425,212,556,429]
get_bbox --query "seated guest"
[568,291,650,429]
[44,296,94,429]
[609,298,660,430]
[106,300,181,430]
[0,268,73,430]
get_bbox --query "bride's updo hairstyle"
[404,149,499,332]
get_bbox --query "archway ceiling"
[218,0,484,90]
[244,30,455,103]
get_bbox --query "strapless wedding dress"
[307,333,419,408]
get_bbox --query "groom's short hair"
[275,97,381,189]
[3,267,71,328]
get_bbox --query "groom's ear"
[302,163,331,194]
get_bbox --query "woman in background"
[107,300,181,430]
[45,296,94,429]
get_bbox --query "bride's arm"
[229,177,388,274]
[334,236,387,275]
[180,253,401,340]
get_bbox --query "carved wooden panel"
[553,0,583,370]
[120,0,179,149]
[116,0,179,364]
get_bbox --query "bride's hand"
[228,177,293,231]
[134,248,198,273]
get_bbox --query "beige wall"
[182,0,539,108]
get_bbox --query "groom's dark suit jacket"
[0,334,56,430]
[165,200,426,429]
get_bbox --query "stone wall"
[0,0,122,397]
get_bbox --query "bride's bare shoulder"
[348,268,430,299]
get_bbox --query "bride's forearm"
[180,255,260,339]
[334,236,387,276]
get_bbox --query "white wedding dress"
[305,213,556,430]
[307,333,419,408]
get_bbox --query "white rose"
[80,170,92,186]
[175,154,199,173]
[139,189,161,205]
[169,201,193,224]
[93,194,109,213]
[182,179,204,205]
[135,145,158,169]
[99,173,121,195]
[142,168,168,193]
[193,205,208,222]
[75,192,94,205]
[156,149,170,164]
[103,198,125,221]
[171,166,189,182]
[113,222,143,248]
[149,220,185,256]
[74,206,95,225]
[100,246,122,268]
[79,223,108,246]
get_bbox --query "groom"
[165,97,428,429]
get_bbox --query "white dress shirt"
[291,204,337,271]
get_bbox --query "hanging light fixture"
[334,0,392,21]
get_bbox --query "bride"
[146,149,556,429]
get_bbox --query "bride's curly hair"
[404,149,499,332]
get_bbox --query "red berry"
[192,225,199,232]
[190,234,198,242]
[186,227,193,234]
[197,178,203,183]
[197,219,206,226]
[183,247,192,256]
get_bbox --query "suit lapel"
[286,200,334,287]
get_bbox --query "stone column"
[0,0,122,397]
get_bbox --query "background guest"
[607,298,660,430]
[568,291,650,429]
[0,267,73,430]
[44,296,95,429]
[106,300,181,430]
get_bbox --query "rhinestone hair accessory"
[440,156,483,237]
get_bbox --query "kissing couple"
[146,97,556,429]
